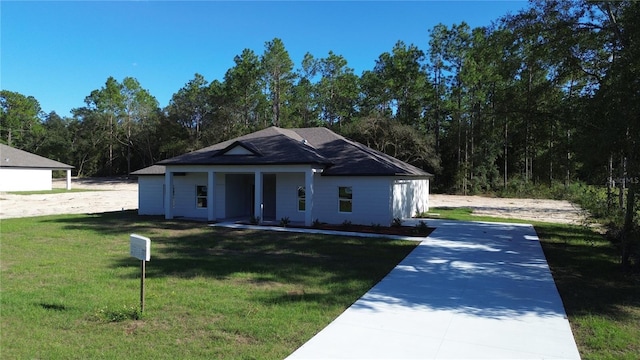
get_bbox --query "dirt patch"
[429,194,585,225]
[0,177,138,220]
[0,178,585,225]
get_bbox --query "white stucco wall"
[392,178,430,219]
[172,173,209,219]
[137,176,165,215]
[0,168,52,191]
[312,176,393,226]
[141,166,429,226]
[276,172,305,223]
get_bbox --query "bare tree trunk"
[621,182,636,270]
[608,153,614,209]
[108,114,115,176]
[566,128,572,187]
[619,155,626,210]
[504,119,508,189]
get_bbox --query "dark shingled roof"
[148,126,431,177]
[0,144,73,170]
[131,165,166,176]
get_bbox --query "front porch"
[163,165,323,226]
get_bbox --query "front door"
[263,174,276,220]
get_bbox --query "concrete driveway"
[287,219,581,359]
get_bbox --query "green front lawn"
[536,223,640,360]
[2,209,638,359]
[0,212,417,359]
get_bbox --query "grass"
[0,211,417,359]
[535,223,640,360]
[421,206,533,223]
[3,207,638,359]
[428,206,640,359]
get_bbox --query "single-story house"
[0,144,73,191]
[132,126,432,226]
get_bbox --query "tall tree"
[360,41,430,126]
[314,51,359,127]
[261,38,295,127]
[120,77,159,175]
[82,77,124,175]
[290,53,321,127]
[0,90,44,149]
[166,73,212,150]
[80,76,158,175]
[39,111,72,165]
[224,48,266,131]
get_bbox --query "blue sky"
[1,1,528,117]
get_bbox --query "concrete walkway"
[286,219,581,359]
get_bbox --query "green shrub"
[414,220,430,235]
[279,217,290,227]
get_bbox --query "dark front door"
[263,174,276,220]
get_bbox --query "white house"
[132,127,432,226]
[0,144,73,191]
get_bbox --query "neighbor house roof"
[0,144,73,170]
[145,126,431,177]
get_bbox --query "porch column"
[254,171,263,223]
[207,170,216,222]
[305,168,315,226]
[65,169,71,190]
[164,170,173,219]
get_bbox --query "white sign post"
[130,234,151,313]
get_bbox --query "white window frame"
[196,185,207,208]
[338,186,352,213]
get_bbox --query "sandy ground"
[429,194,585,225]
[0,178,138,220]
[0,178,585,224]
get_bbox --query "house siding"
[313,176,392,226]
[136,165,429,225]
[392,178,430,219]
[173,173,209,218]
[276,172,305,223]
[0,168,52,191]
[137,176,164,215]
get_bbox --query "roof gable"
[216,141,261,156]
[0,144,73,169]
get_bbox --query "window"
[338,186,352,213]
[297,186,305,211]
[196,185,207,208]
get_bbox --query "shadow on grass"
[38,303,69,311]
[537,223,640,320]
[45,211,418,306]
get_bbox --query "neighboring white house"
[0,144,73,191]
[132,126,432,226]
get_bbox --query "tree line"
[2,1,638,265]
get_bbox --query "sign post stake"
[130,234,151,315]
[140,259,146,313]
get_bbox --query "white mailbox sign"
[130,234,151,261]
